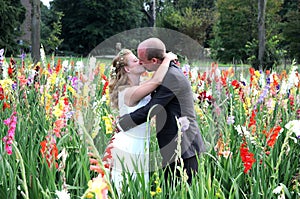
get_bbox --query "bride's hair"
[109,49,132,109]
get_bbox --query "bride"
[92,49,177,194]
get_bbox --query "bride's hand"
[164,52,178,61]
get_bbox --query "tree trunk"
[258,0,267,70]
[152,0,156,27]
[31,0,41,64]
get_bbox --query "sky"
[41,0,52,8]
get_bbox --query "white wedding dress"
[110,89,151,194]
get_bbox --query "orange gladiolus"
[40,140,59,168]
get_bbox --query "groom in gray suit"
[118,37,206,184]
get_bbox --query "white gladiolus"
[285,120,300,138]
[55,190,70,199]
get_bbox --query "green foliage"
[281,9,300,62]
[41,4,64,54]
[157,0,215,46]
[0,0,25,56]
[51,0,147,56]
[210,0,284,66]
[1,54,300,198]
[245,36,286,70]
[210,0,257,62]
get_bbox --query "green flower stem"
[272,129,292,183]
[12,141,29,199]
[77,120,116,199]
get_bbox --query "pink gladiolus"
[2,112,17,155]
[18,75,28,86]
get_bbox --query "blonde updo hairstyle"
[109,49,132,109]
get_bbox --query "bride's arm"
[124,52,177,106]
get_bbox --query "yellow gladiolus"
[150,191,156,197]
[156,187,162,193]
[86,176,108,199]
[49,73,57,85]
[53,104,63,118]
[254,70,261,78]
[67,85,77,97]
[102,116,113,134]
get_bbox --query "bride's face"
[126,52,146,75]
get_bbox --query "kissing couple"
[91,37,206,195]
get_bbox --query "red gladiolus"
[55,59,62,73]
[40,140,59,168]
[221,70,229,87]
[0,85,4,100]
[240,142,256,173]
[198,90,213,104]
[63,97,69,105]
[101,74,109,96]
[200,71,207,81]
[248,110,257,128]
[266,126,282,147]
[249,68,255,87]
[289,95,295,110]
[8,58,16,79]
[3,102,10,110]
[231,80,240,89]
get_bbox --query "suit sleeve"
[118,76,177,132]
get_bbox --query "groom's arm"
[118,84,175,132]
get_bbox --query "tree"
[281,0,300,62]
[0,0,25,56]
[52,0,147,56]
[31,0,41,63]
[140,0,159,27]
[210,0,283,68]
[157,0,215,46]
[258,0,267,70]
[41,4,63,54]
[210,0,256,63]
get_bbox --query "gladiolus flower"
[2,112,17,155]
[40,139,59,168]
[198,90,213,104]
[240,142,256,173]
[0,85,4,100]
[248,110,257,128]
[266,126,283,147]
[227,115,235,125]
[55,190,70,199]
[297,109,300,119]
[18,75,28,86]
[285,120,300,138]
[178,116,190,132]
[86,176,108,199]
[231,80,240,89]
[102,116,113,134]
[101,74,109,96]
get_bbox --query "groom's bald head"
[138,38,166,61]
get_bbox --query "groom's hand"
[117,114,137,132]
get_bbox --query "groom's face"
[137,48,158,72]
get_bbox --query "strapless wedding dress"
[110,89,151,194]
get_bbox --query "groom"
[118,37,206,184]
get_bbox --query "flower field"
[0,48,300,199]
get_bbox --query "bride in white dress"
[99,49,177,195]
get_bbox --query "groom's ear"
[151,58,159,64]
